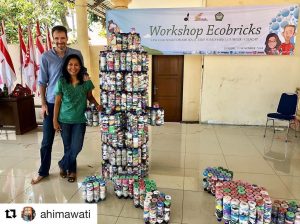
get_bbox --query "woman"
[53,54,101,182]
[264,33,281,55]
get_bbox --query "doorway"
[152,55,184,122]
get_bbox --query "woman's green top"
[55,78,94,123]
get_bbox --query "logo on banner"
[215,12,224,21]
[184,13,189,21]
[194,13,208,21]
[184,12,208,21]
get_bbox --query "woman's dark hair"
[62,54,84,84]
[264,33,281,54]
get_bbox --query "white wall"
[182,55,202,121]
[201,0,300,125]
[201,56,300,125]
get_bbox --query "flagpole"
[18,25,23,86]
[20,58,23,86]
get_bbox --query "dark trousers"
[38,103,55,177]
[58,123,86,173]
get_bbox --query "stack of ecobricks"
[99,30,171,224]
[214,180,272,224]
[112,176,172,224]
[202,166,300,224]
[99,30,149,179]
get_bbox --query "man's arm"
[39,85,48,116]
[38,54,49,116]
[53,95,62,131]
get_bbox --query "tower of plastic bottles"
[99,30,150,179]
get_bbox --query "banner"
[106,5,299,55]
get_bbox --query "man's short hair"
[51,25,68,37]
[284,24,296,33]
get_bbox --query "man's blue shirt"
[38,47,84,104]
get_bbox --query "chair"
[263,93,298,142]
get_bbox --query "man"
[279,24,296,55]
[31,25,86,184]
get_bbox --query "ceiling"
[68,0,113,20]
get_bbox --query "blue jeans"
[38,103,55,177]
[58,123,86,173]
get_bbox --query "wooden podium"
[0,95,37,134]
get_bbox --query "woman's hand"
[53,120,61,132]
[83,73,90,81]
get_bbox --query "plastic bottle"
[3,84,8,97]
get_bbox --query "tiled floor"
[0,123,300,224]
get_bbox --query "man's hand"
[41,104,49,118]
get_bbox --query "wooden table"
[0,95,37,134]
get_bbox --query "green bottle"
[3,84,8,97]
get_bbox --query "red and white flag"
[0,21,17,93]
[35,21,45,74]
[45,26,52,51]
[24,26,37,93]
[18,24,27,87]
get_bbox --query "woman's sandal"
[68,173,76,183]
[59,168,67,179]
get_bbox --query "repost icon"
[5,209,17,219]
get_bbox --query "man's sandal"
[31,175,48,185]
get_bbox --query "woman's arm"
[87,91,102,111]
[53,95,62,131]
